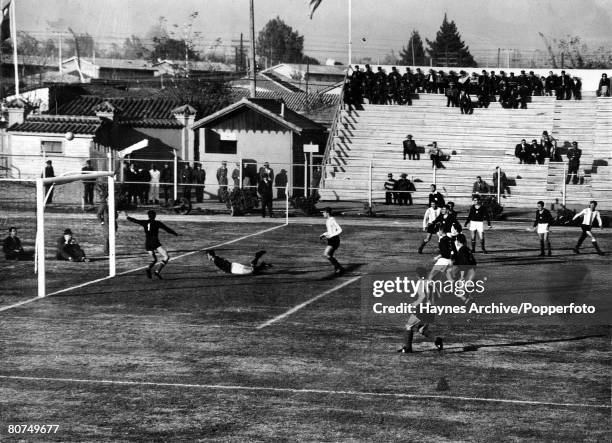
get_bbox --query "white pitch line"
[257,275,362,329]
[0,223,287,313]
[1,375,609,410]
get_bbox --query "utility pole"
[249,0,256,97]
[240,33,244,72]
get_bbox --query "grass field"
[0,212,610,442]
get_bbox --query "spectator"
[515,139,530,164]
[472,176,490,196]
[3,227,27,260]
[56,229,88,262]
[545,71,557,96]
[193,163,206,203]
[597,73,610,97]
[540,131,556,159]
[259,161,274,182]
[403,134,419,160]
[231,163,241,188]
[396,173,414,205]
[148,164,161,204]
[216,161,229,202]
[549,139,561,162]
[573,77,582,100]
[446,79,459,107]
[180,163,194,202]
[459,91,474,114]
[492,167,510,196]
[137,167,150,204]
[82,160,95,205]
[343,80,354,114]
[429,142,445,169]
[160,163,173,204]
[566,141,582,185]
[258,175,274,218]
[275,169,288,199]
[42,160,55,204]
[531,139,546,165]
[384,173,397,205]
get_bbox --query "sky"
[14,0,612,64]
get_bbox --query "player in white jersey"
[320,207,345,275]
[205,250,271,275]
[572,200,605,255]
[418,202,441,254]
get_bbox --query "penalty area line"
[0,223,287,313]
[257,275,362,329]
[0,375,609,410]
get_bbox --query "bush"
[226,188,258,216]
[290,193,320,216]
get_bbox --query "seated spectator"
[459,91,474,114]
[396,173,414,206]
[403,134,419,160]
[531,139,546,164]
[384,173,397,205]
[3,227,28,260]
[56,229,89,262]
[515,139,530,164]
[429,142,446,169]
[597,73,610,97]
[472,176,490,196]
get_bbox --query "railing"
[320,70,349,188]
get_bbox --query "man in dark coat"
[258,175,274,217]
[42,160,55,203]
[566,141,582,185]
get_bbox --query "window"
[41,140,63,154]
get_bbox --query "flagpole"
[348,0,352,66]
[10,0,18,96]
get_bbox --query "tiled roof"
[8,115,102,135]
[56,96,183,119]
[119,118,184,129]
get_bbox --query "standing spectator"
[446,79,459,107]
[384,173,397,205]
[216,161,229,202]
[259,161,274,182]
[275,169,288,199]
[193,163,206,203]
[3,227,27,260]
[258,175,274,217]
[160,163,173,204]
[428,184,445,208]
[540,131,556,159]
[180,163,193,202]
[472,176,490,197]
[566,141,582,185]
[549,139,561,162]
[429,142,445,169]
[492,167,510,196]
[403,134,419,160]
[82,160,95,205]
[544,71,557,96]
[459,91,474,114]
[137,167,149,204]
[231,162,241,188]
[573,77,582,100]
[396,173,414,206]
[148,164,161,204]
[515,139,530,164]
[42,160,55,203]
[123,163,137,206]
[56,229,88,262]
[343,81,354,114]
[597,73,610,97]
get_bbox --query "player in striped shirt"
[572,201,605,255]
[320,207,345,275]
[530,201,554,256]
[418,202,441,254]
[464,195,492,253]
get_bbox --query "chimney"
[280,102,285,118]
[6,98,28,127]
[93,101,118,121]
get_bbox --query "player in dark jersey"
[126,210,179,279]
[530,201,554,256]
[205,249,271,275]
[464,195,492,253]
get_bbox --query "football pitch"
[0,214,610,441]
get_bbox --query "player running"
[397,267,444,354]
[320,207,345,275]
[205,250,271,275]
[126,210,179,279]
[418,201,441,254]
[572,200,605,255]
[464,195,492,254]
[529,201,554,256]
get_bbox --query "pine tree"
[399,30,426,65]
[426,14,477,67]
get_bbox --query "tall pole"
[107,153,115,277]
[249,0,256,97]
[36,179,45,298]
[348,0,352,66]
[10,0,19,96]
[240,33,244,72]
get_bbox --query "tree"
[426,14,476,67]
[399,30,426,65]
[123,35,149,59]
[148,14,201,63]
[66,31,95,58]
[256,17,305,65]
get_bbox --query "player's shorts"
[145,239,162,251]
[327,236,340,249]
[406,313,435,330]
[581,224,592,233]
[426,223,437,234]
[469,221,484,233]
[213,256,233,273]
[231,262,254,275]
[537,223,549,234]
[434,257,452,267]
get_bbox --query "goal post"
[36,171,116,298]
